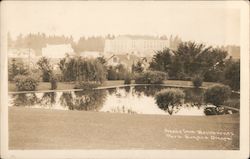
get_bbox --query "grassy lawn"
[8,80,219,92]
[9,107,239,150]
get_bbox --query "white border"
[1,1,249,159]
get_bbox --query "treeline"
[148,42,240,90]
[8,33,184,56]
[8,33,107,55]
[8,41,240,91]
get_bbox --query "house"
[42,44,74,58]
[105,54,150,71]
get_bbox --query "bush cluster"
[50,75,58,90]
[192,75,203,88]
[14,75,38,91]
[135,71,167,84]
[124,73,133,85]
[155,88,185,111]
[204,85,231,106]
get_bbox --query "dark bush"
[124,74,132,84]
[14,75,38,91]
[155,88,185,114]
[74,82,100,91]
[224,60,240,91]
[50,75,58,90]
[204,85,231,106]
[192,75,203,88]
[135,71,167,84]
[223,99,240,109]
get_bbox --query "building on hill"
[104,35,169,57]
[42,44,74,58]
[105,54,151,71]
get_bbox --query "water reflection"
[9,85,239,116]
[73,90,106,111]
[40,92,57,108]
[12,93,39,107]
[60,92,74,110]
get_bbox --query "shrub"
[155,88,185,114]
[223,99,240,109]
[50,75,58,90]
[204,85,231,106]
[224,60,240,91]
[14,75,38,91]
[74,81,100,91]
[192,75,203,88]
[124,74,132,85]
[135,71,167,84]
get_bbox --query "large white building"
[104,35,169,57]
[42,44,74,58]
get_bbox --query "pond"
[8,85,240,116]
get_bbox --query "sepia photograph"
[0,1,249,159]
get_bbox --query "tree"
[192,75,203,88]
[37,57,53,82]
[58,56,107,83]
[204,85,231,106]
[202,48,228,82]
[8,58,29,81]
[132,61,144,73]
[149,48,173,74]
[224,60,240,91]
[155,88,185,115]
[107,64,129,80]
[173,42,212,79]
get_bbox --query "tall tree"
[37,57,53,82]
[149,48,173,74]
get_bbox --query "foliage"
[149,48,173,74]
[149,41,229,82]
[37,57,53,82]
[134,71,167,84]
[223,60,240,91]
[132,61,144,73]
[192,75,203,88]
[59,57,107,83]
[14,75,38,91]
[12,93,39,106]
[72,36,105,53]
[223,98,240,109]
[40,92,57,106]
[50,75,58,90]
[9,33,74,56]
[64,84,106,111]
[204,85,231,106]
[8,58,29,81]
[107,64,129,80]
[124,75,132,84]
[155,88,185,114]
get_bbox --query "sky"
[3,1,240,46]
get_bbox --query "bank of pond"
[8,85,240,116]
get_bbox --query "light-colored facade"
[42,44,74,58]
[104,36,169,57]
